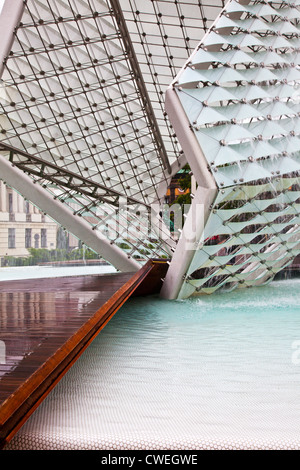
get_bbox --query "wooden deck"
[0,259,168,449]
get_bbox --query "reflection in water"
[0,340,5,365]
[0,289,102,379]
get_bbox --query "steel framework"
[0,0,299,298]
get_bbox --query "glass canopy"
[0,0,299,297]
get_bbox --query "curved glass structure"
[0,0,299,298]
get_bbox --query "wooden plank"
[0,260,167,448]
[132,259,169,297]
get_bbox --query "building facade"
[0,181,58,260]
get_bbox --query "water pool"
[5,278,300,450]
[0,264,116,281]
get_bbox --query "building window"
[34,233,39,249]
[8,193,15,221]
[8,193,13,213]
[24,200,31,222]
[41,229,47,248]
[25,228,32,249]
[8,228,16,249]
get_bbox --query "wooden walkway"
[0,259,168,449]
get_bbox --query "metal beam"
[0,154,141,272]
[0,143,149,208]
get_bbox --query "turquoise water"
[5,277,300,450]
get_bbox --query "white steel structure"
[161,0,300,298]
[0,0,299,297]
